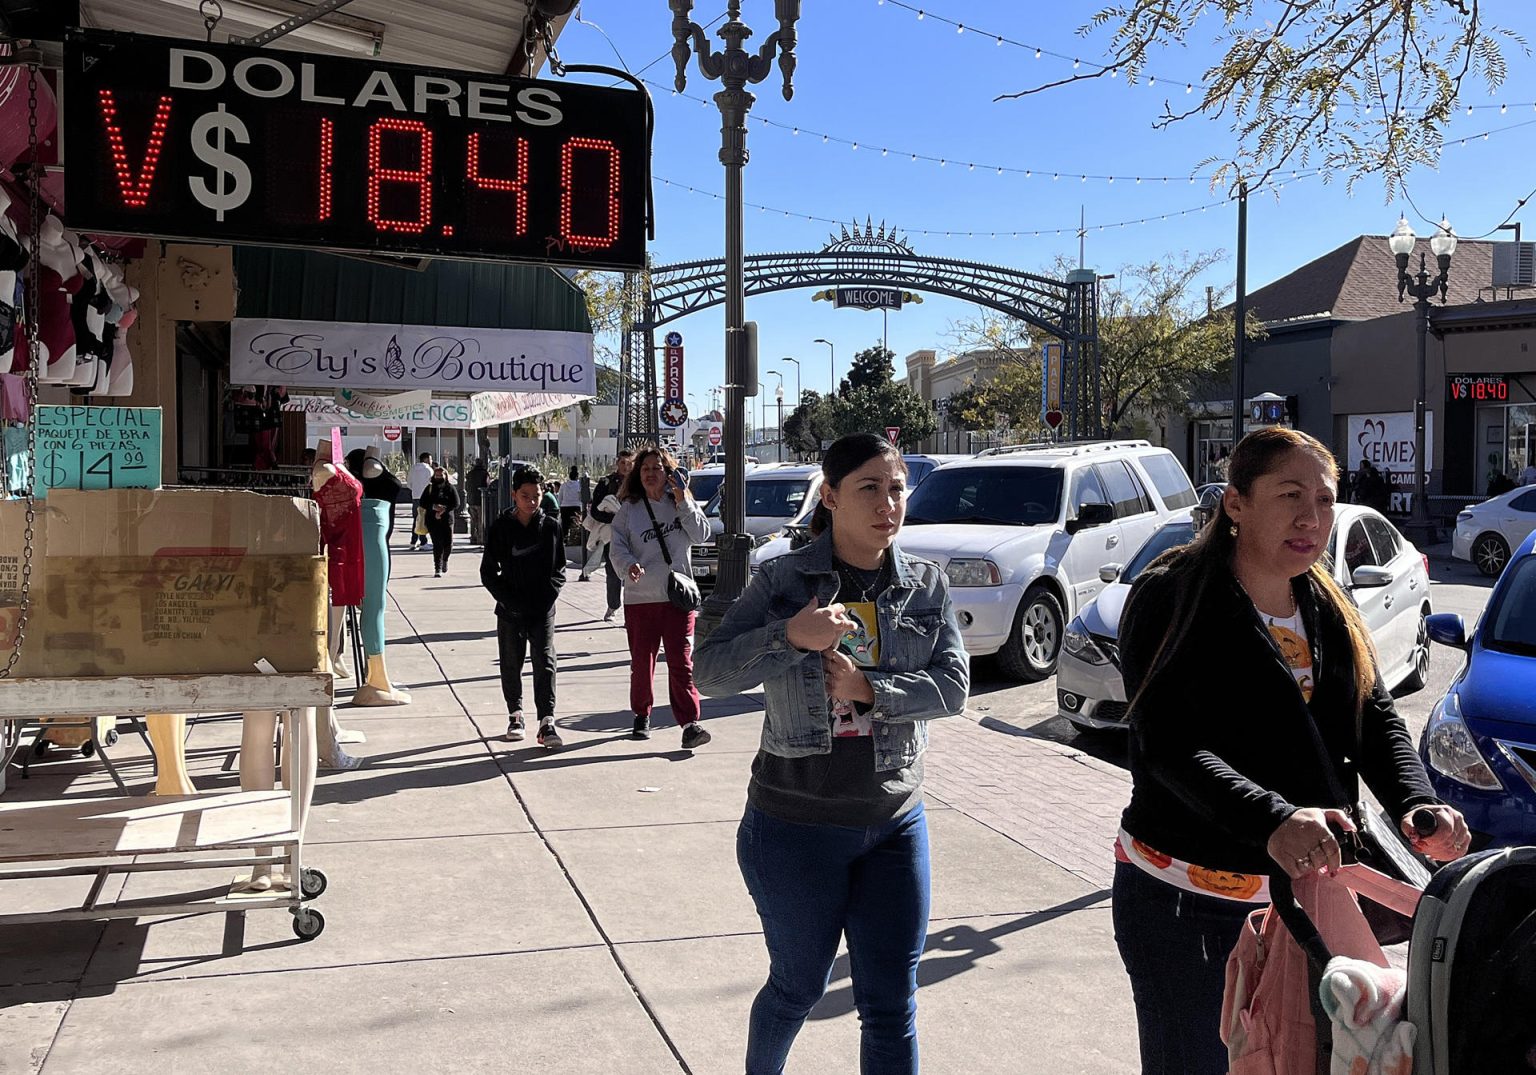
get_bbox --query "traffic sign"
[383,424,402,441]
[885,426,900,444]
[708,424,723,446]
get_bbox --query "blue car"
[1421,530,1536,848]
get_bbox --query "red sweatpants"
[624,601,701,726]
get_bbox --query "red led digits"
[366,118,433,234]
[318,117,334,220]
[560,137,621,249]
[99,90,173,209]
[467,133,529,236]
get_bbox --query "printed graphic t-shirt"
[1263,609,1314,704]
[747,556,921,826]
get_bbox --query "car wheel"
[1399,613,1431,694]
[1471,532,1510,578]
[999,585,1064,682]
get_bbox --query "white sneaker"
[505,713,525,741]
[602,609,616,623]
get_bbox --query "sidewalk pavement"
[1,536,1138,1074]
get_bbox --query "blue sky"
[564,2,1536,411]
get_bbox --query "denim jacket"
[694,531,969,771]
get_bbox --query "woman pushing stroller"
[1112,427,1471,1074]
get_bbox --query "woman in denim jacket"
[695,432,969,1075]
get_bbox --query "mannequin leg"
[315,704,363,770]
[235,710,279,892]
[327,603,352,681]
[145,713,195,796]
[353,499,411,707]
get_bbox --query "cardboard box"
[1,489,326,677]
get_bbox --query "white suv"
[897,440,1197,681]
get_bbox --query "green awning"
[232,247,592,333]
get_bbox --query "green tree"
[829,385,937,451]
[782,390,838,456]
[842,344,897,392]
[999,2,1519,195]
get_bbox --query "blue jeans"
[1112,859,1253,1075]
[736,802,930,1075]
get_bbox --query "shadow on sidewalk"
[808,888,1113,1021]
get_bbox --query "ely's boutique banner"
[231,318,595,395]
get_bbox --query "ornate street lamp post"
[767,369,783,461]
[671,0,800,635]
[1388,214,1457,544]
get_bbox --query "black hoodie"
[479,507,565,617]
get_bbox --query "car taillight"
[1422,554,1430,575]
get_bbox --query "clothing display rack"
[0,674,332,941]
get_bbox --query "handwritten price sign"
[34,406,163,498]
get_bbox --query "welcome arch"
[619,222,1102,446]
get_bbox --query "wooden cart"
[0,673,332,941]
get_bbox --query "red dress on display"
[315,467,365,608]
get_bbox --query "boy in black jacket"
[480,468,566,749]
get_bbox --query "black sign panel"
[833,286,903,311]
[1447,374,1510,402]
[64,30,650,270]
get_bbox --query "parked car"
[1452,484,1536,577]
[890,440,1199,681]
[1420,530,1536,848]
[1056,503,1435,731]
[902,453,972,487]
[692,464,823,591]
[687,464,729,506]
[1193,481,1227,529]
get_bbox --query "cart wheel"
[32,739,48,757]
[103,729,120,747]
[299,868,328,901]
[291,907,326,941]
[79,740,96,758]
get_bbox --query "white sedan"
[1452,485,1536,577]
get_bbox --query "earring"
[1229,523,1239,538]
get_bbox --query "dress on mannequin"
[312,443,366,768]
[346,447,410,706]
[234,707,318,892]
[31,217,82,382]
[0,189,27,374]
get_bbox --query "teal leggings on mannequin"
[360,498,390,655]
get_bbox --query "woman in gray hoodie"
[610,446,713,748]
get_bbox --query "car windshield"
[1123,522,1196,582]
[705,478,813,519]
[1485,555,1536,657]
[904,466,1064,526]
[690,474,724,504]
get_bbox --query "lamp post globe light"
[814,337,835,393]
[670,0,801,637]
[1389,214,1456,545]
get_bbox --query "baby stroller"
[1268,837,1536,1073]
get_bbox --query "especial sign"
[64,30,651,270]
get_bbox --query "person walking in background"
[408,452,434,549]
[610,446,712,748]
[540,479,561,519]
[465,457,490,545]
[578,467,595,582]
[1113,427,1468,1074]
[590,450,634,623]
[481,467,566,749]
[559,465,585,547]
[694,432,969,1075]
[1521,459,1536,487]
[419,465,459,577]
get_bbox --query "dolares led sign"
[65,30,650,271]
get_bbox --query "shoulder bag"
[641,496,702,613]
